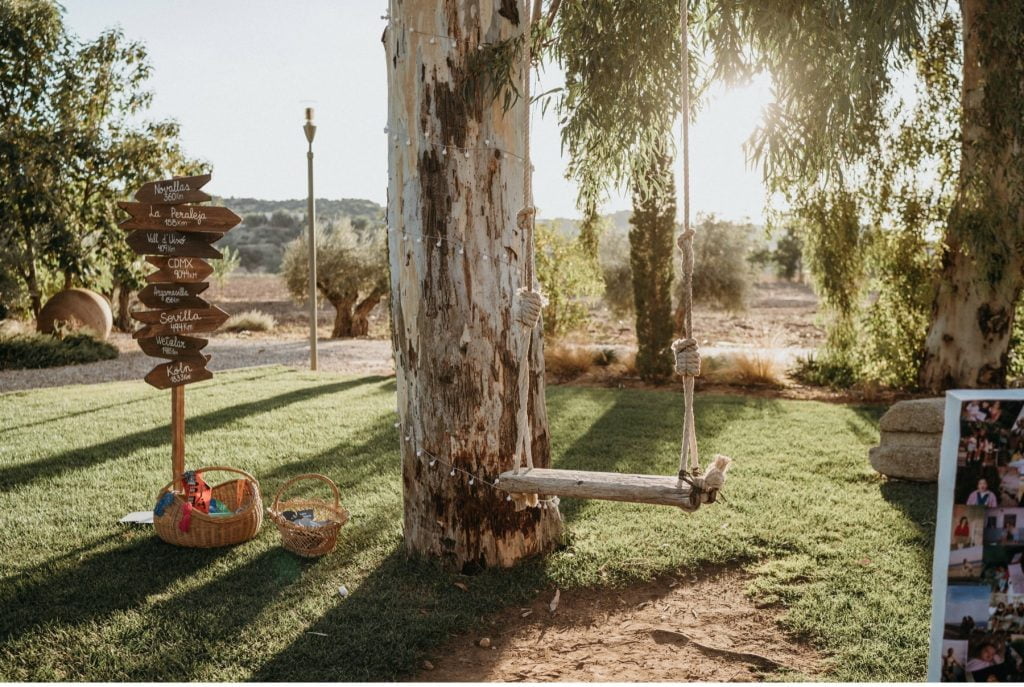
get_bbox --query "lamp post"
[303,107,318,371]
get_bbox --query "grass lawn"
[0,366,935,681]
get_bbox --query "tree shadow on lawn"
[251,389,774,681]
[548,389,779,522]
[0,534,232,646]
[250,546,548,681]
[0,375,390,492]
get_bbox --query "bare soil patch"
[417,568,825,682]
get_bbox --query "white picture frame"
[928,389,1024,682]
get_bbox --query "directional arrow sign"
[126,230,222,259]
[145,256,214,284]
[133,173,212,205]
[138,334,209,361]
[138,283,210,310]
[144,358,213,390]
[118,203,241,232]
[132,305,230,338]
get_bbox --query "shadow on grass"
[0,535,231,645]
[550,388,774,522]
[0,375,391,492]
[250,548,547,681]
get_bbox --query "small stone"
[422,660,434,671]
[338,585,349,598]
[478,637,491,648]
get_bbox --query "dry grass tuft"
[705,351,786,387]
[221,309,277,333]
[544,344,596,382]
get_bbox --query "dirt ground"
[417,568,824,682]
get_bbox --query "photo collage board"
[930,391,1024,682]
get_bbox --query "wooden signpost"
[124,174,239,485]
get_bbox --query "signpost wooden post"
[123,174,239,487]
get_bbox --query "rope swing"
[498,0,732,511]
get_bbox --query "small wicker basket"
[153,466,263,548]
[268,473,349,557]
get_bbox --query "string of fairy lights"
[395,417,561,509]
[381,8,559,512]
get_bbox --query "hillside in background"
[215,197,384,273]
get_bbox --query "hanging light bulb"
[435,238,442,247]
[429,459,437,467]
[450,469,456,476]
[493,478,500,485]
[416,449,423,457]
[442,147,447,156]
[469,477,474,485]
[458,247,464,255]
[429,37,436,44]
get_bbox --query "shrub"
[220,309,276,333]
[790,353,858,389]
[535,222,604,339]
[0,331,117,370]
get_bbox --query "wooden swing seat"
[497,468,698,508]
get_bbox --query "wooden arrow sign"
[126,230,222,259]
[145,256,214,284]
[138,334,209,361]
[132,305,230,338]
[118,203,241,232]
[133,173,212,205]
[144,358,213,390]
[138,283,209,309]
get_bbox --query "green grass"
[0,366,935,681]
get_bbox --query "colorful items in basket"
[154,492,175,517]
[208,498,232,516]
[182,470,212,513]
[281,508,330,528]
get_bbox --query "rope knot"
[671,337,700,377]
[515,288,545,329]
[517,206,536,232]
[676,229,696,250]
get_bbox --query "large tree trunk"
[919,0,1024,391]
[329,296,356,338]
[114,286,133,332]
[385,0,562,570]
[351,287,385,337]
[630,148,676,382]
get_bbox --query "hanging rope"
[673,0,703,491]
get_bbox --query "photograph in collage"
[943,400,1024,681]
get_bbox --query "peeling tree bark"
[385,0,562,570]
[919,0,1024,391]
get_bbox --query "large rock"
[869,398,945,482]
[36,288,113,340]
[878,397,946,434]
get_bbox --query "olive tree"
[282,220,387,338]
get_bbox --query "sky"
[61,0,772,222]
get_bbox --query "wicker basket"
[268,473,349,557]
[153,466,263,548]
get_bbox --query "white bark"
[385,0,562,569]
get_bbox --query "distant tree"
[629,148,676,381]
[281,220,387,337]
[772,225,804,282]
[598,228,634,316]
[242,213,266,227]
[678,215,754,318]
[0,0,199,318]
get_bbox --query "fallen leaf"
[454,581,468,592]
[521,610,533,618]
[549,589,561,614]
[478,637,492,648]
[422,660,434,671]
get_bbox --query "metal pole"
[304,107,318,371]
